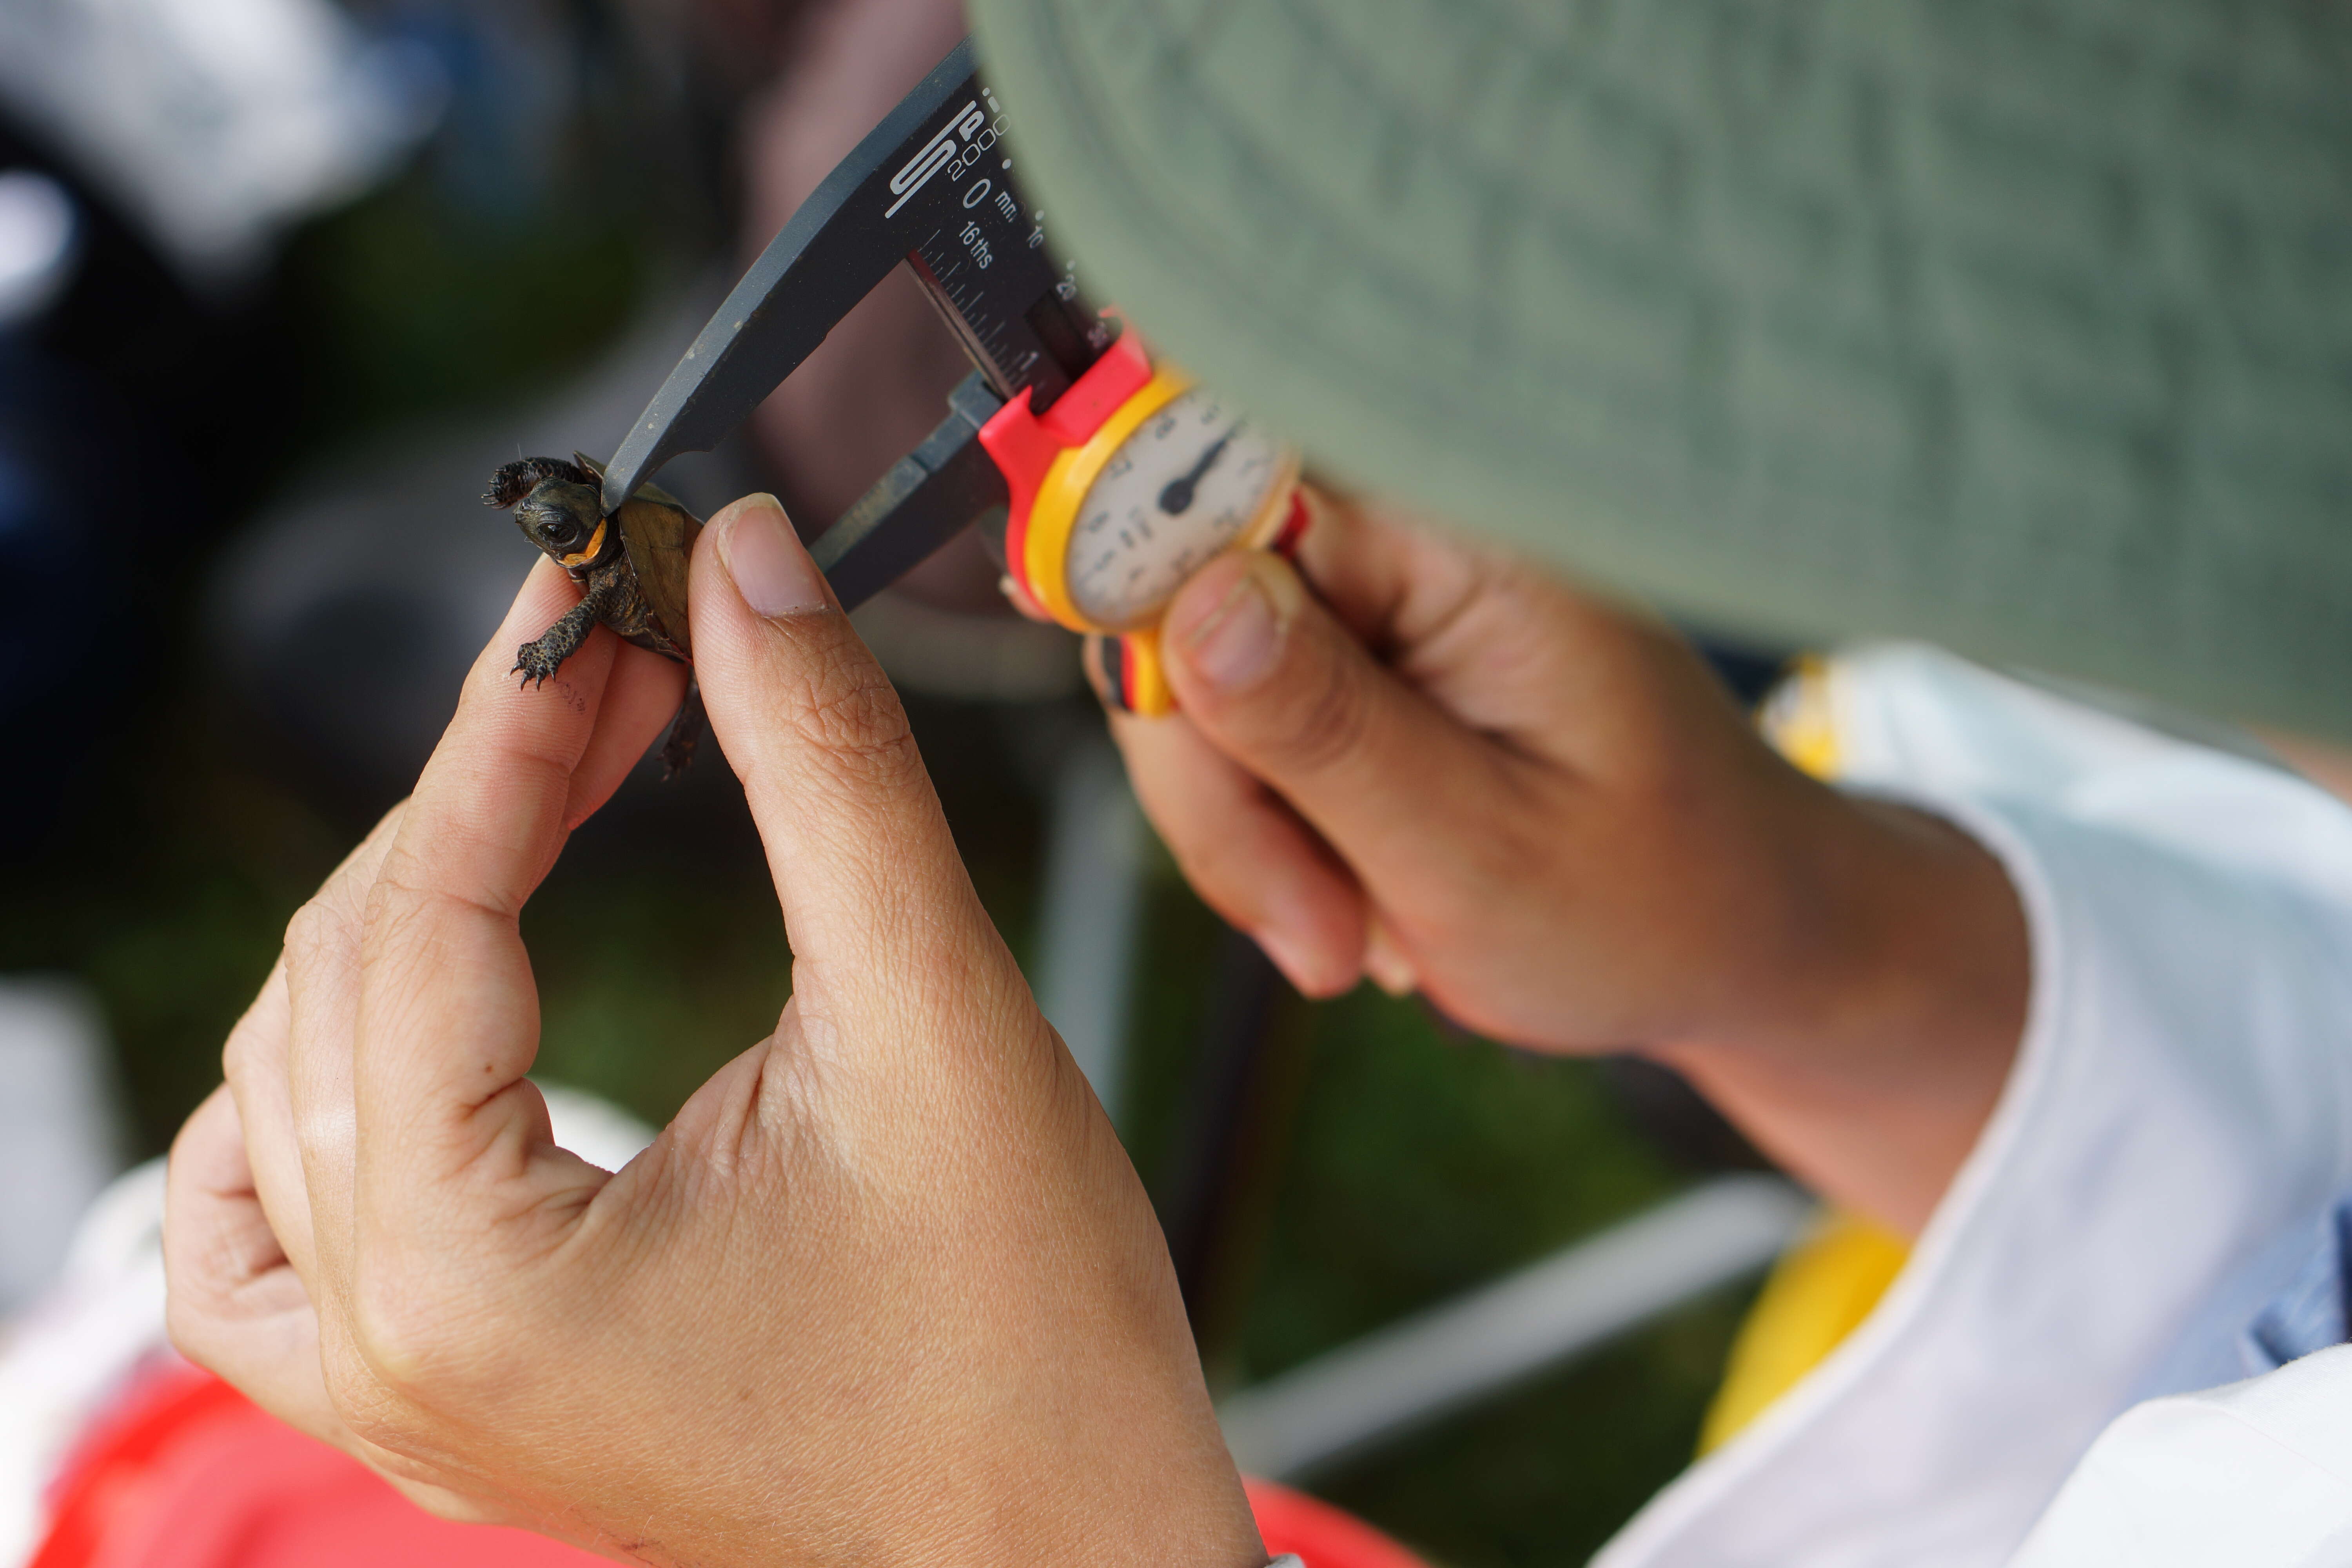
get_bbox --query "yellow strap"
[1699,1211,1909,1453]
[1020,368,1191,633]
[1118,626,1173,716]
[561,517,608,569]
[1757,653,1843,780]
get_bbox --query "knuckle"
[163,1290,223,1369]
[340,1254,529,1424]
[282,896,338,968]
[361,876,442,960]
[345,1272,467,1405]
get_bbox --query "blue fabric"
[2122,1212,2321,1404]
[2240,1197,2352,1374]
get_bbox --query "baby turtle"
[486,452,705,776]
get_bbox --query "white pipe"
[1217,1174,1813,1479]
[1032,737,1149,1130]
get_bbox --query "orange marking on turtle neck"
[561,518,608,569]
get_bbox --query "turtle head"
[485,456,615,570]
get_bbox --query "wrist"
[951,1392,1266,1568]
[1682,776,2028,1063]
[1800,793,2027,1051]
[1658,785,2030,1233]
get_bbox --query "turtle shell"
[577,453,702,660]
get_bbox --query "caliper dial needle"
[1158,423,1243,515]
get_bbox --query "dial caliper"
[598,37,1305,715]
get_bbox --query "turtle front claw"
[510,601,598,693]
[512,640,563,688]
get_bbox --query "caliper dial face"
[1063,387,1289,632]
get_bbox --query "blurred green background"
[0,25,1766,1562]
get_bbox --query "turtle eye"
[544,517,583,548]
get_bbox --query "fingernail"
[1179,555,1292,692]
[719,495,828,618]
[1364,920,1418,997]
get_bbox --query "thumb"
[1159,548,1506,909]
[688,495,1007,1021]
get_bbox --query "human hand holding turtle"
[163,496,1262,1566]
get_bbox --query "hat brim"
[971,0,2352,738]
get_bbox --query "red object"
[34,1363,1425,1568]
[1268,490,1312,560]
[1245,1477,1431,1568]
[980,325,1154,591]
[31,1361,601,1568]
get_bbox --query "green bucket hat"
[967,0,2352,738]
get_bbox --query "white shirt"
[2013,1346,2352,1566]
[1597,644,2352,1568]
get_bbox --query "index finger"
[340,558,679,1263]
